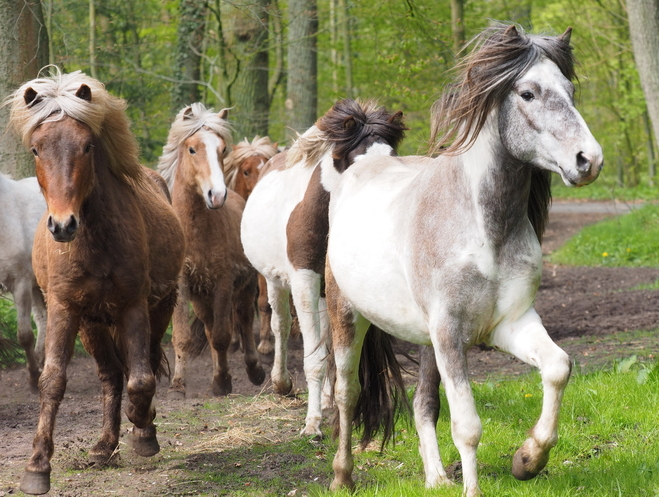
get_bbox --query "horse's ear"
[558,27,572,45]
[343,116,356,129]
[75,84,92,102]
[218,108,229,120]
[503,24,519,39]
[387,111,404,125]
[182,106,194,120]
[24,87,41,107]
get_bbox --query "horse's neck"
[459,120,533,249]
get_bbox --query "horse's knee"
[544,349,571,387]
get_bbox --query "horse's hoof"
[511,445,548,480]
[247,364,266,386]
[273,378,293,396]
[212,375,232,396]
[329,475,355,492]
[167,388,186,401]
[20,470,50,495]
[89,441,119,465]
[131,428,160,457]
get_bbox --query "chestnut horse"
[241,99,406,436]
[325,26,603,496]
[0,173,47,392]
[9,70,185,495]
[158,103,265,399]
[224,135,278,354]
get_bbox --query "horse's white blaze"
[199,131,227,208]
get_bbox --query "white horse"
[241,99,406,437]
[325,25,603,496]
[0,173,47,392]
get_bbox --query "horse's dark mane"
[316,99,407,159]
[528,169,552,242]
[430,24,575,156]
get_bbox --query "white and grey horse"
[241,99,406,436]
[0,173,47,392]
[325,25,603,496]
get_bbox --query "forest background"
[0,0,656,194]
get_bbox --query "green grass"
[550,204,659,267]
[552,176,659,202]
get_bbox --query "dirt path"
[1,200,658,496]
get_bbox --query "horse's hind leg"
[31,284,47,368]
[168,290,192,400]
[487,308,571,481]
[14,281,40,394]
[78,322,123,464]
[21,300,79,495]
[290,270,327,438]
[414,345,452,488]
[267,282,293,396]
[256,274,274,355]
[234,275,265,386]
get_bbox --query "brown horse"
[224,135,279,355]
[8,70,185,495]
[158,103,265,399]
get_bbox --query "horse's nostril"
[65,215,78,235]
[47,215,55,233]
[576,152,591,172]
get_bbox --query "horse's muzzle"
[47,214,79,242]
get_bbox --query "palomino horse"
[241,99,406,436]
[325,26,603,496]
[9,70,185,495]
[224,135,278,355]
[158,103,265,398]
[0,174,47,392]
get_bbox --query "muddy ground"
[1,201,658,496]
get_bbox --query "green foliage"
[0,297,24,366]
[550,204,659,267]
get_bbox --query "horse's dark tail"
[188,317,209,359]
[332,324,411,450]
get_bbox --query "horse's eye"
[243,170,249,176]
[84,143,93,154]
[189,147,196,155]
[521,91,535,102]
[31,148,38,157]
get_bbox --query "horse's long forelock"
[224,135,278,189]
[430,24,575,156]
[7,69,142,183]
[157,103,233,191]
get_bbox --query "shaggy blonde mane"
[157,102,233,191]
[285,125,330,169]
[7,69,143,183]
[224,135,278,189]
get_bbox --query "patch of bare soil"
[1,203,658,495]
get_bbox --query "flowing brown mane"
[224,135,278,190]
[286,99,407,168]
[7,69,143,184]
[430,24,575,156]
[157,102,233,191]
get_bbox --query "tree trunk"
[450,0,465,56]
[339,0,353,98]
[285,0,317,141]
[173,0,207,112]
[89,0,97,79]
[627,0,659,157]
[0,0,49,178]
[223,0,270,139]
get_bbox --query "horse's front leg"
[207,287,233,396]
[234,275,265,386]
[21,299,79,495]
[290,269,327,438]
[78,321,123,464]
[168,288,192,399]
[14,280,40,393]
[325,263,368,491]
[414,345,452,488]
[120,302,159,457]
[487,307,571,480]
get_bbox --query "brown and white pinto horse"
[224,135,279,354]
[8,70,185,495]
[158,103,265,399]
[325,26,603,496]
[241,99,406,436]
